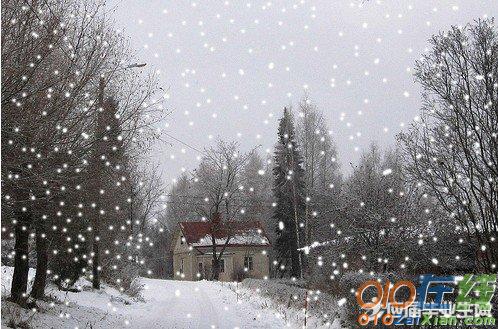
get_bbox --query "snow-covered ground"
[1,266,36,296]
[236,279,342,328]
[117,278,291,328]
[1,266,341,328]
[51,278,290,328]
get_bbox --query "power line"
[163,132,205,155]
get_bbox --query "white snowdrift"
[1,266,125,328]
[235,279,344,328]
[1,265,36,297]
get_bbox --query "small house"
[172,214,270,281]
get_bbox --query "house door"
[198,262,204,280]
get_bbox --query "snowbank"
[235,279,344,328]
[1,265,36,297]
[1,266,127,328]
[1,299,125,329]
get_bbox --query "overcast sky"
[110,0,496,185]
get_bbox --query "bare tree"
[337,146,420,270]
[1,0,163,302]
[399,19,498,272]
[190,140,255,280]
[166,174,196,222]
[127,164,166,235]
[2,0,114,302]
[239,151,273,224]
[295,95,341,274]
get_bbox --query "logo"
[355,274,497,326]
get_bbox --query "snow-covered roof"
[179,220,270,247]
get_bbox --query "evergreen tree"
[272,108,305,278]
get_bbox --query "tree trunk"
[11,208,31,304]
[31,224,48,299]
[303,198,310,276]
[92,233,101,289]
[291,177,303,279]
[91,77,105,290]
[211,258,220,281]
[90,174,102,289]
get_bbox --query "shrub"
[2,301,34,329]
[50,253,87,289]
[336,271,408,328]
[232,268,249,282]
[101,261,141,293]
[125,278,145,302]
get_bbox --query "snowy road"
[2,267,314,328]
[121,279,288,329]
[57,278,289,329]
[114,279,283,328]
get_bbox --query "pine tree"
[272,108,305,278]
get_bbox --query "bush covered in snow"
[101,262,143,296]
[238,278,343,328]
[334,271,410,328]
[2,301,35,329]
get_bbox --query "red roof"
[178,220,270,246]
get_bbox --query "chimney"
[212,212,221,224]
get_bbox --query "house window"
[180,259,184,273]
[244,256,253,271]
[180,236,185,244]
[212,259,225,273]
[198,262,203,273]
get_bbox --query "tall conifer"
[272,108,305,278]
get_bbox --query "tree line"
[154,19,497,286]
[273,19,497,281]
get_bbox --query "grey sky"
[111,0,497,184]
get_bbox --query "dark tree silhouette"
[400,19,498,272]
[272,108,306,278]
